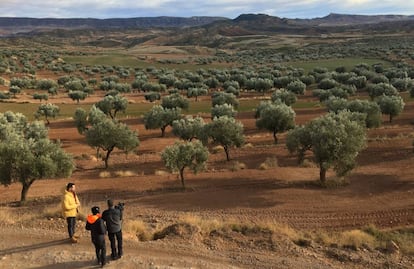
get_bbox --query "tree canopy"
[143,105,182,137]
[0,111,73,203]
[286,110,367,182]
[74,107,139,168]
[34,103,60,125]
[255,101,295,144]
[203,116,245,161]
[161,140,209,189]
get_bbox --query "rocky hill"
[0,16,229,35]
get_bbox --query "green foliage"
[0,111,73,202]
[376,95,405,122]
[318,78,337,90]
[161,140,208,188]
[204,116,245,161]
[172,116,206,141]
[95,94,128,119]
[64,79,86,92]
[144,92,161,102]
[286,125,312,165]
[367,83,399,100]
[287,80,306,95]
[325,98,382,128]
[33,93,48,102]
[187,87,208,101]
[73,108,88,134]
[287,111,367,182]
[161,93,189,110]
[9,86,21,97]
[211,103,237,119]
[143,105,182,137]
[68,90,87,103]
[76,107,139,168]
[37,79,57,91]
[34,103,60,124]
[211,92,239,109]
[255,101,295,144]
[271,89,297,106]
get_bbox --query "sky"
[1,0,414,19]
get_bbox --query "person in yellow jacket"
[62,182,81,243]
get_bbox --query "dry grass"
[339,230,376,249]
[230,161,247,171]
[99,171,112,178]
[0,207,19,225]
[0,207,35,225]
[42,204,63,219]
[179,214,221,234]
[259,157,279,170]
[114,170,137,177]
[155,170,168,176]
[124,219,152,241]
[211,146,224,154]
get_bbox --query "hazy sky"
[1,0,414,19]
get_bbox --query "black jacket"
[102,207,122,233]
[86,214,106,243]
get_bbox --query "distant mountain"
[2,13,414,48]
[0,16,229,35]
[294,13,414,26]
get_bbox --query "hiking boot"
[70,237,78,243]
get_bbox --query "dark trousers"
[66,217,76,238]
[93,238,106,266]
[108,231,123,258]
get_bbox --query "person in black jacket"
[102,199,123,260]
[86,206,106,267]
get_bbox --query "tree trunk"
[273,131,278,144]
[45,116,50,125]
[389,114,393,123]
[224,145,230,161]
[20,179,35,204]
[104,147,114,169]
[161,126,166,137]
[179,167,185,189]
[319,167,327,183]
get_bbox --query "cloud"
[0,0,413,18]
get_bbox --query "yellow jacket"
[62,190,80,218]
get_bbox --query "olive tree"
[74,107,139,168]
[376,95,405,122]
[287,111,367,182]
[325,98,382,128]
[172,116,206,141]
[34,103,60,125]
[255,101,295,144]
[367,83,398,100]
[143,105,182,137]
[95,94,128,119]
[161,140,208,189]
[187,87,208,101]
[144,92,161,102]
[271,89,297,106]
[286,80,306,95]
[211,103,237,119]
[203,116,245,161]
[161,93,189,110]
[211,92,239,109]
[0,111,73,203]
[286,125,312,164]
[33,93,48,102]
[9,86,21,98]
[68,90,88,104]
